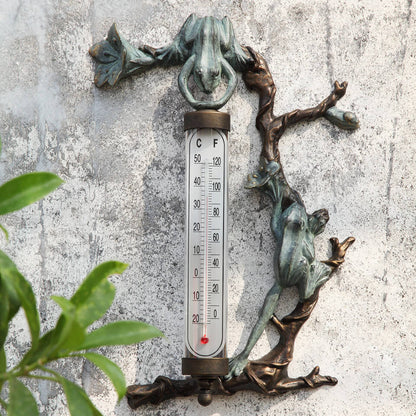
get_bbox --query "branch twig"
[243,47,349,162]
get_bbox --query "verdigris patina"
[90,14,359,126]
[89,14,251,109]
[89,14,359,407]
[226,159,334,378]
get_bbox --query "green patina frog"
[89,14,252,109]
[90,14,360,127]
[226,160,334,378]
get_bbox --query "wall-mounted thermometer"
[182,111,229,405]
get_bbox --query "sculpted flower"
[89,24,154,87]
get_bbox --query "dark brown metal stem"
[243,46,347,162]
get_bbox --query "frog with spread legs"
[89,14,251,109]
[90,13,359,129]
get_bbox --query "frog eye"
[211,69,220,77]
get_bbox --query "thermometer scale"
[182,110,229,405]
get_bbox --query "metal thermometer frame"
[185,129,227,357]
[182,110,230,377]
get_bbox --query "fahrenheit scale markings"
[185,128,227,358]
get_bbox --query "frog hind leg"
[154,14,199,65]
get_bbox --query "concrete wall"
[0,0,415,415]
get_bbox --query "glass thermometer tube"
[182,111,229,379]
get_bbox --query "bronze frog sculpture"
[89,14,252,109]
[90,13,360,130]
[226,160,335,378]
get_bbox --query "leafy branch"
[0,139,163,415]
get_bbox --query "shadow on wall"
[132,79,189,387]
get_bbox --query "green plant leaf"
[74,279,116,329]
[70,261,127,329]
[48,296,85,355]
[21,329,54,366]
[78,321,163,350]
[0,224,8,241]
[0,251,39,348]
[50,296,78,348]
[0,347,6,373]
[0,172,63,215]
[60,378,102,416]
[58,320,86,355]
[71,261,127,308]
[22,297,85,365]
[8,379,38,415]
[80,352,126,401]
[1,278,20,323]
[0,276,10,349]
[0,256,20,323]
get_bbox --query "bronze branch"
[127,237,353,406]
[243,47,351,162]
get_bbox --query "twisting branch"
[243,47,355,162]
[127,234,348,407]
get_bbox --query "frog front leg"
[225,282,282,379]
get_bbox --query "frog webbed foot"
[245,160,281,194]
[323,236,355,269]
[224,353,249,380]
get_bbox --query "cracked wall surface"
[0,0,415,415]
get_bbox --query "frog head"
[193,61,222,94]
[178,15,251,109]
[308,209,329,236]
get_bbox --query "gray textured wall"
[0,0,415,415]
